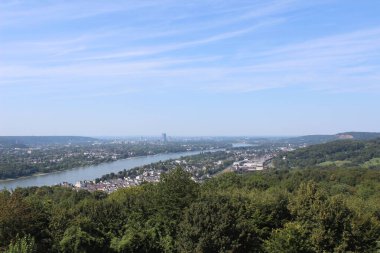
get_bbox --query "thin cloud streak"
[1,0,380,96]
[76,21,282,62]
[0,1,164,27]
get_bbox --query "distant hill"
[281,135,336,145]
[0,136,97,147]
[338,132,380,140]
[282,132,380,145]
[273,138,380,169]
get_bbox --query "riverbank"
[0,172,50,182]
[0,149,221,189]
[0,149,208,182]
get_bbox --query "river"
[0,150,213,189]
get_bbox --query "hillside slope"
[281,131,380,145]
[273,138,380,169]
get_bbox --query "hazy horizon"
[1,131,378,139]
[1,0,380,136]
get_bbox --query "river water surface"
[0,150,209,189]
[0,143,251,189]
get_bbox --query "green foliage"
[59,222,105,253]
[4,235,36,253]
[1,167,380,252]
[178,194,259,252]
[274,138,380,169]
[363,157,380,168]
[317,160,352,167]
[264,222,313,253]
[0,191,49,250]
[157,167,199,218]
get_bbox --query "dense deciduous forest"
[1,166,380,252]
[274,138,380,169]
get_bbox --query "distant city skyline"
[1,0,380,136]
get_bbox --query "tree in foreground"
[4,235,36,253]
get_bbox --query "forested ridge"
[274,138,380,169]
[1,166,380,252]
[279,132,380,145]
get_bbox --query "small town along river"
[0,143,251,189]
[0,150,208,189]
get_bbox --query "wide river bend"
[0,150,213,189]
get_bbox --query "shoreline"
[0,172,50,182]
[0,148,219,183]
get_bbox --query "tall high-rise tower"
[162,133,167,143]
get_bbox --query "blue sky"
[1,0,380,136]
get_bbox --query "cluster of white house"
[71,170,162,193]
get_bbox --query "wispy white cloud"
[0,1,164,27]
[74,20,282,62]
[0,0,288,65]
[1,0,379,98]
